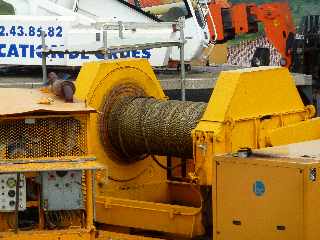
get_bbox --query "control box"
[215,147,320,240]
[0,174,26,212]
[41,171,84,211]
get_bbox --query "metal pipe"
[61,83,76,103]
[48,72,76,102]
[52,80,76,102]
[15,173,20,233]
[41,31,48,85]
[85,170,93,228]
[92,170,96,221]
[103,29,108,60]
[118,21,124,39]
[143,2,186,15]
[179,17,186,101]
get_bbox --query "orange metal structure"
[207,2,231,42]
[207,1,295,67]
[128,0,162,7]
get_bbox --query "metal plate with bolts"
[41,170,83,211]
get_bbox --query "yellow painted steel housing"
[76,59,204,237]
[193,67,320,185]
[214,140,320,240]
[75,59,320,239]
[75,59,168,189]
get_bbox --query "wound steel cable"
[106,96,207,162]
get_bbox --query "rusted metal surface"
[51,80,76,103]
[48,72,76,103]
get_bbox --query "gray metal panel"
[41,170,83,211]
[0,173,26,212]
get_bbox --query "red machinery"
[128,0,162,7]
[128,0,295,67]
[207,1,295,67]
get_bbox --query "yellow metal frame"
[0,169,96,240]
[75,59,204,237]
[193,67,320,185]
[0,108,98,239]
[75,60,320,239]
[76,59,167,191]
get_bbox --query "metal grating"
[0,117,87,160]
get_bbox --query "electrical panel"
[0,174,26,212]
[41,171,84,211]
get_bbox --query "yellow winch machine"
[74,59,320,240]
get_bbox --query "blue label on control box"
[253,181,265,197]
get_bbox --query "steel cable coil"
[106,96,207,162]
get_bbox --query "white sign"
[0,16,170,67]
